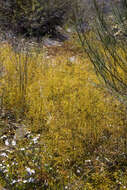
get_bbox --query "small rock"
[14,125,27,140]
[69,56,76,63]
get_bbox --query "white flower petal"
[5,139,9,146]
[0,152,8,157]
[12,140,16,146]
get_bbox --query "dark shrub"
[0,0,75,40]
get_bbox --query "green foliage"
[0,0,75,39]
[75,0,127,106]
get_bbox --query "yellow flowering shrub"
[0,39,127,189]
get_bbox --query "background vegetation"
[75,0,127,105]
[0,0,76,40]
